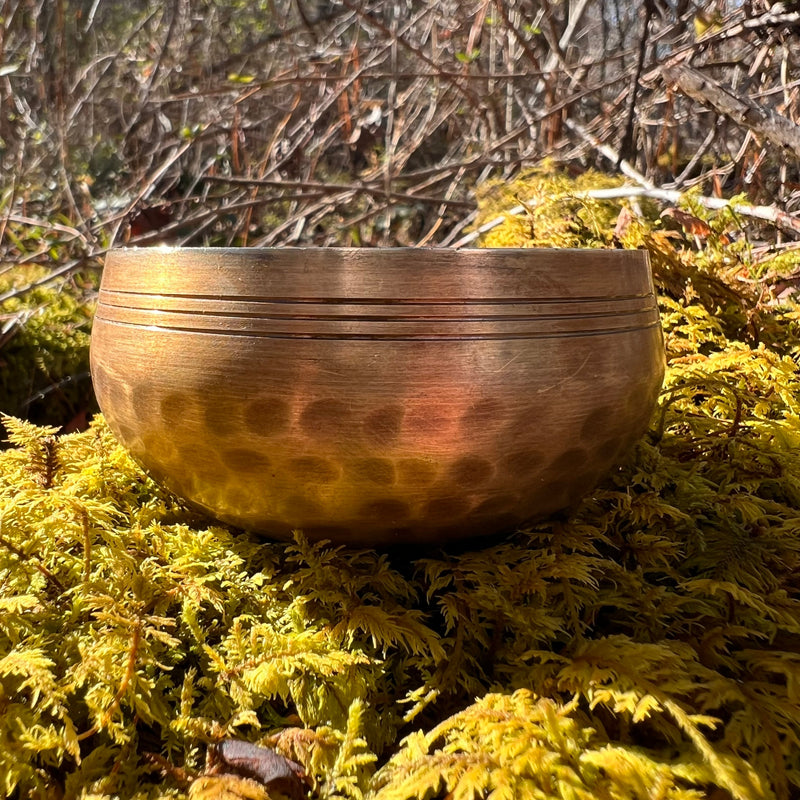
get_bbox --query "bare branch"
[663,64,800,160]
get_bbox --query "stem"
[77,620,142,741]
[0,533,65,594]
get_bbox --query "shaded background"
[2,0,800,425]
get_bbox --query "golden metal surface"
[90,247,666,545]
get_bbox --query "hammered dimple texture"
[90,247,666,545]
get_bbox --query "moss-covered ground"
[0,263,98,429]
[2,172,800,799]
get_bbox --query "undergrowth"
[0,264,98,428]
[2,171,800,799]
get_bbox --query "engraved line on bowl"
[94,314,663,340]
[96,306,661,331]
[97,303,658,324]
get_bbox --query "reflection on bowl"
[90,247,665,545]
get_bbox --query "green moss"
[0,265,97,428]
[2,173,800,799]
[479,172,754,337]
[475,167,633,249]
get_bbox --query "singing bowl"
[90,247,665,545]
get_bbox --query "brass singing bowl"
[90,247,665,545]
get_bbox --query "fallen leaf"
[613,206,635,240]
[209,739,309,800]
[660,207,712,237]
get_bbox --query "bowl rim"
[100,246,654,303]
[109,245,649,256]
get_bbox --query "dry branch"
[200,176,474,210]
[585,186,800,235]
[660,7,800,61]
[340,0,485,111]
[564,118,654,189]
[662,63,800,159]
[2,214,87,243]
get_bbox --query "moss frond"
[0,265,98,427]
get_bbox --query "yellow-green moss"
[0,265,97,427]
[475,168,633,249]
[2,173,800,799]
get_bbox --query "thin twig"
[0,532,66,594]
[663,63,800,159]
[3,213,87,243]
[618,1,656,166]
[0,256,102,304]
[200,176,474,209]
[77,619,143,741]
[564,118,654,189]
[340,0,485,111]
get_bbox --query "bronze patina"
[90,247,665,544]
